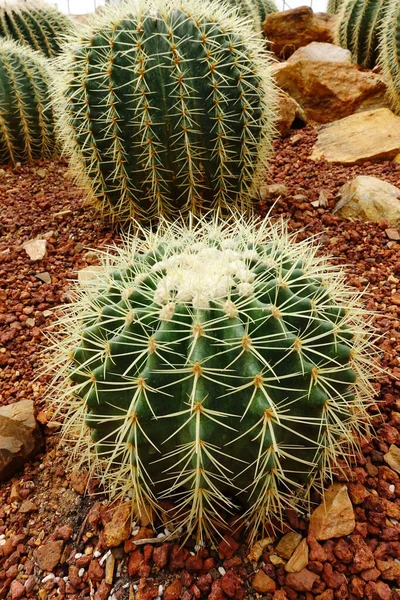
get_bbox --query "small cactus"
[0,0,73,58]
[47,214,377,544]
[378,0,400,114]
[55,0,277,224]
[335,0,388,68]
[0,39,57,164]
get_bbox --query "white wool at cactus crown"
[53,0,329,15]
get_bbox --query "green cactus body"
[227,0,277,29]
[0,1,73,58]
[379,0,400,114]
[327,0,345,14]
[336,0,388,68]
[0,39,57,164]
[49,215,376,544]
[55,0,276,224]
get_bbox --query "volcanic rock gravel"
[1,128,400,599]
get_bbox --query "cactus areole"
[56,0,276,223]
[50,216,376,543]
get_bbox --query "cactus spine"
[336,0,388,68]
[48,215,376,544]
[0,39,57,164]
[379,0,400,114]
[55,0,277,224]
[0,1,73,58]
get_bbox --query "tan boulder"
[334,176,400,225]
[276,90,307,137]
[309,483,355,541]
[310,108,400,164]
[0,400,43,481]
[263,6,336,59]
[273,58,388,124]
[288,41,351,63]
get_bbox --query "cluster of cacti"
[55,0,277,224]
[0,38,57,164]
[0,1,73,58]
[226,0,277,30]
[378,0,400,114]
[327,0,346,14]
[335,0,389,68]
[48,215,376,543]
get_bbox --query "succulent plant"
[0,0,73,58]
[55,0,277,224]
[48,214,376,544]
[327,0,345,13]
[378,0,400,115]
[226,0,277,30]
[0,39,58,164]
[335,0,388,68]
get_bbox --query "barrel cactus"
[327,0,346,13]
[335,0,389,68]
[226,0,277,30]
[55,0,277,224]
[0,39,57,165]
[0,0,73,58]
[48,215,376,543]
[379,0,400,114]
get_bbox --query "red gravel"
[1,128,400,599]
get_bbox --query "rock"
[34,540,64,571]
[350,535,375,572]
[101,502,132,547]
[384,445,400,473]
[10,580,25,600]
[263,6,335,59]
[273,59,388,125]
[273,591,288,600]
[276,532,302,559]
[286,568,320,592]
[35,168,47,179]
[334,176,400,225]
[77,265,103,285]
[385,228,400,240]
[270,553,286,565]
[247,536,275,562]
[309,484,355,540]
[261,183,289,200]
[288,41,351,63]
[285,538,309,573]
[220,570,245,599]
[310,108,400,164]
[219,534,240,559]
[365,580,392,600]
[376,559,400,580]
[22,239,47,261]
[276,91,307,137]
[36,271,51,284]
[252,570,276,593]
[164,579,183,600]
[19,500,37,514]
[0,400,43,481]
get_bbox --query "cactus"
[335,0,388,68]
[47,214,376,544]
[226,0,277,30]
[0,1,73,58]
[0,39,57,165]
[378,0,400,115]
[327,0,345,13]
[55,0,277,224]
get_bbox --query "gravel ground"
[1,127,400,600]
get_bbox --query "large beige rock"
[288,42,351,63]
[309,483,355,541]
[334,176,400,225]
[310,108,400,164]
[0,400,43,481]
[263,6,336,59]
[276,91,307,137]
[273,58,388,124]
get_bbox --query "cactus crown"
[0,38,57,164]
[54,0,277,224]
[378,0,400,115]
[47,214,377,544]
[0,0,73,58]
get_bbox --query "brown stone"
[0,400,43,481]
[221,570,245,599]
[376,559,400,580]
[276,532,302,559]
[219,534,240,560]
[315,591,334,600]
[276,91,307,137]
[309,484,355,540]
[347,482,370,505]
[350,535,375,573]
[248,536,275,562]
[127,549,146,577]
[18,500,37,514]
[334,176,400,225]
[286,568,319,592]
[365,581,391,600]
[384,444,400,473]
[273,591,288,600]
[263,6,335,59]
[252,570,276,593]
[101,502,131,547]
[285,538,309,573]
[88,559,104,582]
[10,580,25,600]
[153,543,169,569]
[164,579,183,600]
[34,540,64,571]
[310,109,400,165]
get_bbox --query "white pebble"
[218,567,226,576]
[99,549,111,566]
[78,568,85,577]
[93,550,101,558]
[131,527,140,536]
[41,574,56,583]
[164,528,171,536]
[156,532,165,539]
[74,552,83,559]
[133,584,138,592]
[0,539,6,547]
[63,577,68,582]
[158,584,164,596]
[389,484,396,493]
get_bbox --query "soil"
[1,126,400,600]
